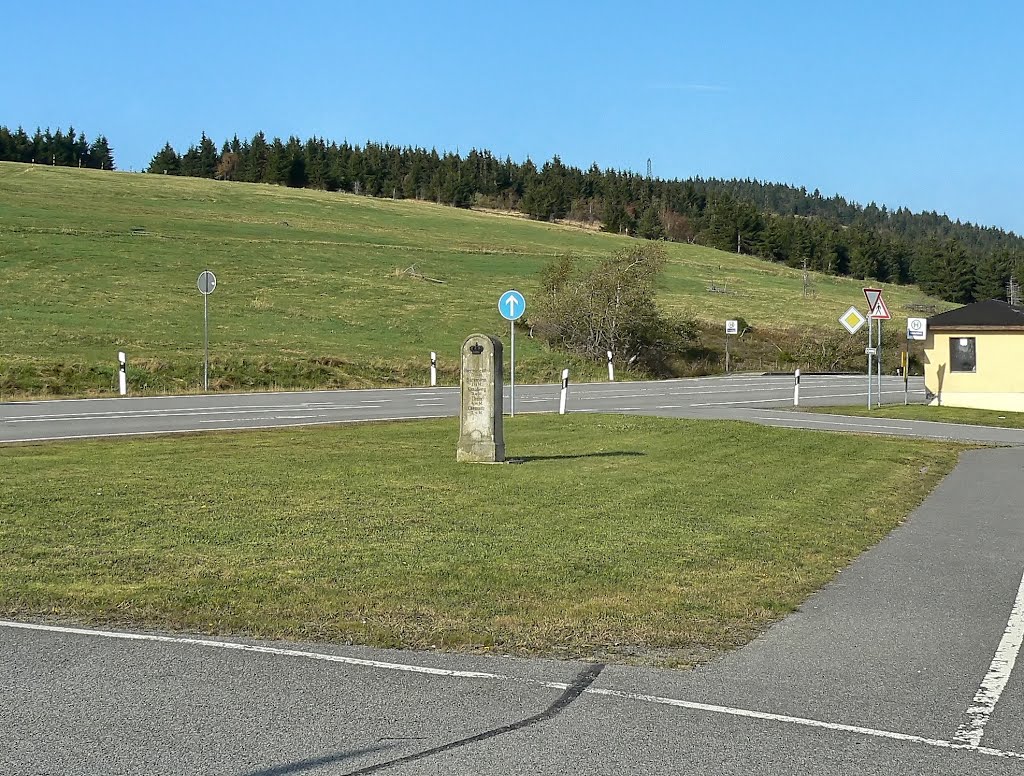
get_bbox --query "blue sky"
[4,1,1022,233]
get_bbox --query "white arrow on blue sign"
[498,290,526,321]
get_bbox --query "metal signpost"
[197,270,217,391]
[863,288,890,408]
[725,319,738,373]
[906,317,927,406]
[840,305,868,406]
[498,290,526,416]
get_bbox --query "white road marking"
[586,688,1024,760]
[3,405,374,423]
[752,416,914,431]
[2,619,1022,761]
[690,390,909,407]
[0,414,453,444]
[953,568,1024,748]
[0,620,510,680]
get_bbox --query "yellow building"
[923,299,1024,412]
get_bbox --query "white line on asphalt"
[585,688,1024,760]
[690,390,910,407]
[2,405,375,423]
[752,416,914,431]
[753,422,965,442]
[3,619,1022,761]
[0,414,453,444]
[953,567,1024,748]
[0,620,513,681]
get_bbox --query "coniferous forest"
[4,124,1022,305]
[0,125,114,171]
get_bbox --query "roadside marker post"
[430,351,437,387]
[559,368,570,415]
[607,351,614,382]
[197,270,217,391]
[793,368,800,406]
[498,290,526,417]
[118,351,127,396]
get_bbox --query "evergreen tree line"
[0,125,114,170]
[149,131,1024,305]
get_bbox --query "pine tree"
[89,136,115,170]
[636,205,665,240]
[147,142,180,174]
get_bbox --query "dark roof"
[928,299,1024,328]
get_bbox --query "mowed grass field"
[0,415,960,665]
[0,162,950,395]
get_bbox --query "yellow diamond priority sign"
[840,306,867,334]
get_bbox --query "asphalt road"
[4,375,1024,774]
[4,373,1024,445]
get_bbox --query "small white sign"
[725,319,739,335]
[907,317,928,341]
[865,347,877,356]
[840,306,867,335]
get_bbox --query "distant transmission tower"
[1009,275,1022,306]
[646,158,652,179]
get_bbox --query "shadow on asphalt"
[243,746,396,776]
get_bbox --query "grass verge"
[0,415,961,666]
[807,404,1024,429]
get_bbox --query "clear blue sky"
[4,0,1022,234]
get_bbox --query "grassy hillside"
[0,163,951,396]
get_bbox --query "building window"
[950,337,976,372]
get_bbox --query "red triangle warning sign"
[870,296,892,320]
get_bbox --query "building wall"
[923,331,1024,412]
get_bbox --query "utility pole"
[1009,275,1022,306]
[802,257,809,298]
[737,231,741,254]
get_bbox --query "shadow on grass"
[511,451,646,463]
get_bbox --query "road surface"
[3,374,1024,446]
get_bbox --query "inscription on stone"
[457,333,505,463]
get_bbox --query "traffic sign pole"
[904,342,910,406]
[197,270,217,392]
[877,318,882,407]
[498,290,526,418]
[510,319,515,417]
[867,313,873,409]
[204,270,211,392]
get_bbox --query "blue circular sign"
[498,290,526,321]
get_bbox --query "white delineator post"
[793,368,801,406]
[559,369,569,415]
[118,351,127,396]
[430,351,437,387]
[607,351,614,381]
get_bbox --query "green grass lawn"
[0,414,960,666]
[0,163,951,396]
[811,404,1024,429]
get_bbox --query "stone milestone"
[457,334,505,463]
